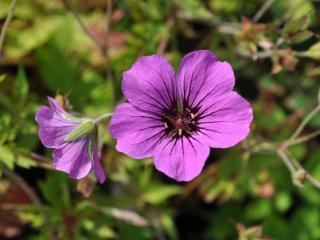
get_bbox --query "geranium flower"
[110,50,253,181]
[35,97,105,183]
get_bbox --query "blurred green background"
[1,0,320,239]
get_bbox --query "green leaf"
[0,145,15,169]
[143,185,181,205]
[16,153,36,169]
[15,65,29,105]
[275,192,292,212]
[290,31,313,44]
[6,16,63,59]
[96,226,116,239]
[161,214,178,240]
[283,15,309,35]
[174,0,213,20]
[0,74,6,82]
[17,210,44,228]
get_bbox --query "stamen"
[163,105,198,138]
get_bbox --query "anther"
[164,122,168,129]
[178,128,182,136]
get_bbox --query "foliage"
[0,0,320,239]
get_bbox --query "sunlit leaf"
[143,185,181,205]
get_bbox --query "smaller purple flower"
[110,50,253,181]
[35,97,105,183]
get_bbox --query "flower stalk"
[93,112,113,124]
[252,103,320,189]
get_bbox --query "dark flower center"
[162,105,199,138]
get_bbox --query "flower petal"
[177,50,235,109]
[52,138,92,180]
[92,144,106,184]
[48,96,68,114]
[153,136,210,181]
[35,106,79,148]
[122,55,177,113]
[197,92,253,148]
[110,103,165,159]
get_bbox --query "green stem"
[286,129,320,147]
[277,148,296,176]
[285,150,320,189]
[93,112,113,124]
[292,158,320,189]
[252,0,275,22]
[289,104,320,141]
[61,0,104,53]
[0,0,17,53]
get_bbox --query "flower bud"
[283,15,309,35]
[305,42,320,60]
[293,169,307,187]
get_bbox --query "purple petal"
[48,96,68,114]
[92,144,106,183]
[110,103,165,159]
[52,138,92,180]
[122,55,177,113]
[35,106,79,148]
[177,50,235,109]
[197,92,253,148]
[153,136,210,181]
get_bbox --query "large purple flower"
[110,50,253,181]
[35,97,105,183]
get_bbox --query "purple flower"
[35,97,106,183]
[110,50,253,181]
